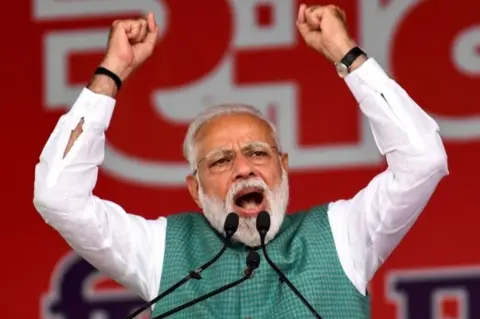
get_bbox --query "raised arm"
[327,58,448,293]
[296,4,448,294]
[33,13,165,301]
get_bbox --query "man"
[33,3,448,319]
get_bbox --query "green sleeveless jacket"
[150,205,370,318]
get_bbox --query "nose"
[232,152,256,180]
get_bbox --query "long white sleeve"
[328,58,449,294]
[33,89,167,302]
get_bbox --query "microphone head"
[256,211,271,235]
[224,212,239,238]
[246,250,261,270]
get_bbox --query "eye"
[252,151,267,157]
[211,157,231,167]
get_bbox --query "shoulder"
[325,199,352,230]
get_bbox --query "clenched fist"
[296,4,357,64]
[100,13,159,82]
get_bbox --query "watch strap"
[340,47,366,69]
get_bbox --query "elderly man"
[33,3,448,319]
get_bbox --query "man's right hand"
[89,13,159,96]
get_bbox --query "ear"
[280,152,289,171]
[186,175,202,208]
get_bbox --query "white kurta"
[33,58,449,303]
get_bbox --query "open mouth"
[233,187,266,216]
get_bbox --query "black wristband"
[94,67,122,91]
[340,47,367,69]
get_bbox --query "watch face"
[335,63,349,78]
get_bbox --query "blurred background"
[1,0,479,318]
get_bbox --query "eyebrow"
[203,141,272,159]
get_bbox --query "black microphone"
[256,211,323,319]
[152,249,261,319]
[125,212,239,319]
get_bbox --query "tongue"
[237,193,262,210]
[238,199,260,210]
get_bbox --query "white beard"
[198,169,289,247]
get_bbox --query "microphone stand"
[259,235,322,319]
[256,211,322,319]
[125,245,228,319]
[125,213,239,319]
[152,250,261,319]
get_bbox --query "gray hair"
[182,104,281,172]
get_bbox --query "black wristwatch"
[335,47,367,78]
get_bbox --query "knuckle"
[126,19,137,27]
[326,5,337,13]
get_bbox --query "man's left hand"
[296,4,357,64]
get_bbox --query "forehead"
[195,113,275,155]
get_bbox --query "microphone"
[152,249,261,319]
[256,211,323,319]
[125,212,239,319]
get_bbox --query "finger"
[146,12,156,33]
[297,4,307,24]
[305,7,324,29]
[110,19,129,35]
[120,19,137,33]
[306,5,321,13]
[296,4,311,37]
[126,22,143,41]
[296,20,310,38]
[338,8,347,22]
[144,24,159,47]
[130,17,152,43]
[109,19,132,43]
[143,12,158,45]
[134,19,148,43]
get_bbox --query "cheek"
[260,166,283,188]
[203,176,231,199]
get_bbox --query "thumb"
[107,22,130,53]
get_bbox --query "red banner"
[2,0,480,318]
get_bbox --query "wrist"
[87,74,118,97]
[348,54,368,73]
[99,57,132,82]
[87,58,131,97]
[333,45,368,78]
[332,39,357,63]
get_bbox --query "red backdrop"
[2,0,480,318]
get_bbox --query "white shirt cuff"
[344,58,391,103]
[68,88,116,129]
